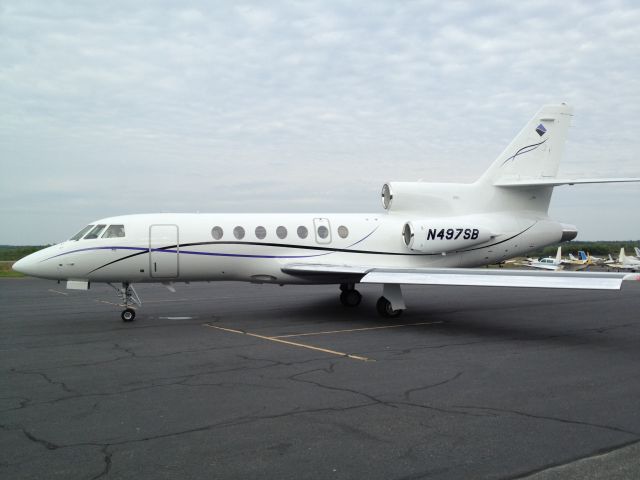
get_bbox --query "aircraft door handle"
[154,262,157,272]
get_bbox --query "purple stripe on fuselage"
[345,226,378,248]
[41,245,334,262]
[40,246,148,262]
[160,249,332,259]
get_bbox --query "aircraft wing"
[282,264,640,290]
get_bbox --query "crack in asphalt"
[454,405,640,436]
[1,352,329,414]
[90,445,112,480]
[403,372,464,400]
[287,365,395,407]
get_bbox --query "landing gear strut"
[109,282,142,322]
[339,283,362,307]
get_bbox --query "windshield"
[84,224,107,239]
[69,225,94,241]
[101,224,125,238]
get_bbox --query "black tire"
[121,308,136,322]
[340,289,362,307]
[376,296,403,318]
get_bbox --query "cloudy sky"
[1,0,639,245]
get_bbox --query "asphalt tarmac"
[1,277,640,479]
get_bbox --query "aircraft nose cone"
[12,257,31,275]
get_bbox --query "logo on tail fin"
[535,124,547,136]
[501,138,547,166]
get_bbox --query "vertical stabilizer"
[620,248,626,262]
[555,247,562,264]
[479,104,573,185]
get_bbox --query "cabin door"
[149,224,179,278]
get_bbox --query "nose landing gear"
[109,282,142,322]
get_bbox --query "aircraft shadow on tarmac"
[242,294,637,350]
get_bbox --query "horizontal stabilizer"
[494,177,640,187]
[362,268,639,290]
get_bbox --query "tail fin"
[635,247,640,257]
[578,251,588,261]
[555,246,562,264]
[620,248,626,262]
[479,104,573,186]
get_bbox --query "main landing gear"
[109,282,142,322]
[339,283,406,317]
[339,283,362,307]
[376,296,403,318]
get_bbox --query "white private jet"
[13,104,640,321]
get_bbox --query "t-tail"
[474,103,574,216]
[479,104,573,188]
[475,103,638,216]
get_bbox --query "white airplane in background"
[518,247,563,271]
[608,248,640,272]
[13,104,640,322]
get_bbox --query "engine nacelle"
[381,181,468,214]
[402,219,494,253]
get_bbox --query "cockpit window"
[84,224,107,239]
[70,225,94,241]
[102,224,125,238]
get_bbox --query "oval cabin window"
[233,226,245,240]
[297,226,308,239]
[211,226,224,240]
[337,225,349,239]
[317,225,329,239]
[276,226,287,239]
[255,226,266,239]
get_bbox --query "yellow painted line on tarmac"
[203,324,373,362]
[48,289,69,296]
[272,321,444,339]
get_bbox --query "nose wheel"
[121,308,136,322]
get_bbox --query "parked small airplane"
[13,104,640,321]
[520,247,564,271]
[608,248,640,272]
[566,251,594,268]
[568,251,590,263]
